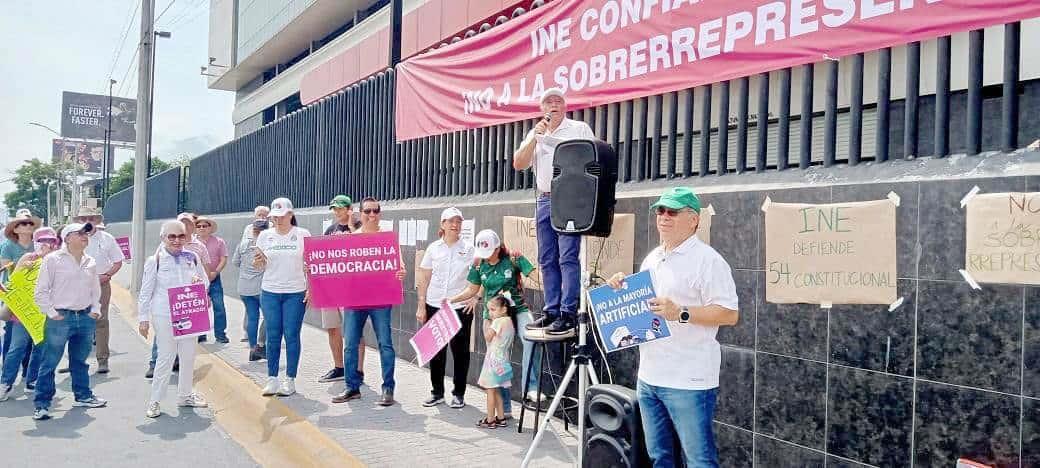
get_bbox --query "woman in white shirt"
[415,207,477,409]
[253,198,311,397]
[138,220,210,418]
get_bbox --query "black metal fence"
[186,23,1031,216]
[102,167,185,223]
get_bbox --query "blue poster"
[588,271,671,353]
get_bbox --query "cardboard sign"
[0,261,46,344]
[588,271,670,352]
[304,232,404,309]
[764,198,898,305]
[116,236,131,260]
[502,216,543,290]
[965,192,1040,285]
[582,214,635,283]
[695,205,715,245]
[409,305,463,366]
[167,283,212,340]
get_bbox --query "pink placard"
[304,232,404,309]
[166,283,211,340]
[409,305,463,366]
[116,236,131,260]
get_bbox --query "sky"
[0,0,234,209]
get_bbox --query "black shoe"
[249,346,265,362]
[172,358,180,373]
[145,364,155,379]
[422,395,444,407]
[318,368,345,383]
[198,335,207,343]
[377,390,395,407]
[332,389,361,403]
[525,315,555,330]
[545,316,576,335]
[215,336,230,344]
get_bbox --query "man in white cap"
[71,206,125,374]
[32,222,108,420]
[512,87,594,335]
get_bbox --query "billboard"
[60,91,137,142]
[52,139,109,174]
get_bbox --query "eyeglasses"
[654,206,691,217]
[196,223,211,228]
[362,208,381,214]
[165,234,187,241]
[37,238,58,245]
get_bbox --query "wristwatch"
[679,307,691,323]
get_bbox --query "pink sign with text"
[409,306,463,366]
[116,236,131,260]
[304,232,404,309]
[167,283,211,340]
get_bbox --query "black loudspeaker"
[583,384,649,468]
[550,139,618,237]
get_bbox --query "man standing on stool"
[512,87,594,335]
[608,187,739,467]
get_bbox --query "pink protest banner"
[304,232,404,309]
[409,305,463,366]
[116,236,131,260]
[395,0,1040,141]
[167,283,211,340]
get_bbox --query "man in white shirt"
[512,87,595,335]
[32,223,108,420]
[73,206,125,374]
[607,187,739,468]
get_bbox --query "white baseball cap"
[61,222,94,239]
[269,197,294,217]
[440,207,464,222]
[541,87,565,103]
[473,229,501,259]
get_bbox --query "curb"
[110,284,366,468]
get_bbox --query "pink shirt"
[184,239,212,272]
[34,249,102,319]
[200,235,227,272]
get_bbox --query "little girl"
[477,293,516,429]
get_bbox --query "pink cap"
[33,227,58,242]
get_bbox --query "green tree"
[108,157,175,194]
[3,158,68,223]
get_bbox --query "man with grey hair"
[242,206,270,240]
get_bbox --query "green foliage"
[3,158,65,222]
[107,157,175,194]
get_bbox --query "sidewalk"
[112,276,578,467]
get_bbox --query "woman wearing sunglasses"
[1,212,40,366]
[253,198,311,397]
[138,220,210,418]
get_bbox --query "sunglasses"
[166,234,188,241]
[37,238,59,245]
[655,206,691,217]
[362,208,381,214]
[15,222,33,227]
[196,223,211,228]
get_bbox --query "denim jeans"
[261,291,306,378]
[241,295,262,348]
[536,195,581,319]
[502,311,540,414]
[637,380,719,468]
[1,321,43,387]
[35,309,97,409]
[209,275,228,339]
[342,307,395,393]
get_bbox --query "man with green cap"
[607,187,739,468]
[314,195,366,384]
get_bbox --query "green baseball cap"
[329,195,352,209]
[650,187,702,213]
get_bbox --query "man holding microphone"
[512,87,594,335]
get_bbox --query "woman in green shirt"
[450,229,542,417]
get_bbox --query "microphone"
[543,111,553,122]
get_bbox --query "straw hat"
[4,212,42,241]
[196,216,218,232]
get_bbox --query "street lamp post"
[147,30,171,177]
[102,78,116,206]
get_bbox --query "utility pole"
[131,0,154,293]
[102,78,115,206]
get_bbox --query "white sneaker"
[526,390,548,402]
[0,385,11,402]
[178,394,208,408]
[262,377,279,396]
[146,402,161,418]
[277,378,296,397]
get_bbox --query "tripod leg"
[521,360,579,468]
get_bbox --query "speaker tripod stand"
[521,274,601,468]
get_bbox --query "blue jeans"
[1,321,43,386]
[35,309,97,409]
[536,195,580,319]
[209,275,228,339]
[637,380,719,468]
[261,291,306,378]
[504,311,541,413]
[242,295,262,348]
[343,307,395,393]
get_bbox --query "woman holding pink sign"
[138,220,210,418]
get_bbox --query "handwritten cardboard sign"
[116,236,131,260]
[304,232,403,308]
[0,261,46,344]
[581,213,635,283]
[167,283,211,340]
[409,305,463,366]
[503,216,543,290]
[588,271,670,352]
[965,192,1040,285]
[695,205,714,245]
[765,198,897,305]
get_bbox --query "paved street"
[0,305,257,468]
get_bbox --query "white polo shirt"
[419,238,475,308]
[522,117,595,193]
[637,235,739,390]
[85,230,126,275]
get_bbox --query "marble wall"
[109,173,1040,467]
